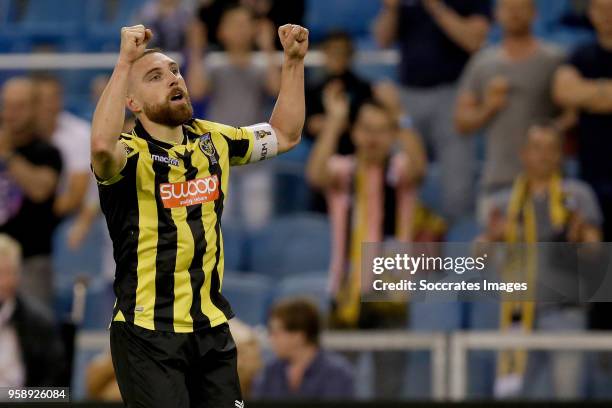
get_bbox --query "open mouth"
[170,90,185,102]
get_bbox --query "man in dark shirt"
[553,0,612,333]
[252,299,354,400]
[0,77,62,309]
[375,0,491,221]
[305,31,372,154]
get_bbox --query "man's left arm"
[269,24,309,153]
[423,0,490,54]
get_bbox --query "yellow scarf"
[497,173,568,381]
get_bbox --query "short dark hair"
[30,72,61,86]
[322,30,354,55]
[220,3,254,20]
[358,98,398,128]
[269,298,321,345]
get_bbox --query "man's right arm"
[91,25,151,181]
[553,65,612,114]
[374,0,400,48]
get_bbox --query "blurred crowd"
[2,0,612,402]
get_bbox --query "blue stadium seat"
[272,159,312,215]
[52,217,108,293]
[85,0,144,51]
[3,0,85,39]
[305,0,381,42]
[81,282,115,330]
[222,221,247,271]
[274,272,330,313]
[246,213,331,278]
[222,272,273,326]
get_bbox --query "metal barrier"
[449,331,612,401]
[77,329,447,401]
[0,50,399,70]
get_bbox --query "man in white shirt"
[34,75,91,217]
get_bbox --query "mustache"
[167,87,189,101]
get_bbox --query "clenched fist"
[119,25,153,64]
[278,24,309,61]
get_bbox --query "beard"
[143,97,193,127]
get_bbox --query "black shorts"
[109,321,242,408]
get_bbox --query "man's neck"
[502,34,538,60]
[139,116,184,145]
[227,49,253,66]
[287,344,318,369]
[527,174,553,195]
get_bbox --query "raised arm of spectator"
[306,83,349,190]
[269,24,309,153]
[553,65,612,114]
[455,76,509,135]
[54,172,90,216]
[374,0,401,47]
[91,25,152,181]
[373,81,427,184]
[423,0,490,54]
[185,20,210,101]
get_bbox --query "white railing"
[449,331,612,401]
[0,50,400,70]
[76,328,447,400]
[78,328,612,401]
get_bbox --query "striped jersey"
[96,118,278,332]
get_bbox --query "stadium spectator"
[186,3,279,125]
[186,3,280,227]
[252,298,354,400]
[374,0,492,221]
[33,74,91,218]
[479,124,601,398]
[455,0,567,223]
[306,86,442,397]
[553,0,612,243]
[134,0,192,51]
[0,234,65,388]
[305,30,372,154]
[552,0,612,387]
[196,0,305,50]
[0,77,62,308]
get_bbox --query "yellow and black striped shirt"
[97,118,278,332]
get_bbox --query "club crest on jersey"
[199,133,218,165]
[255,129,272,140]
[120,141,134,155]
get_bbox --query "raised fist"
[278,24,309,60]
[119,25,153,64]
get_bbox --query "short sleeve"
[218,122,279,167]
[69,125,92,173]
[565,180,603,227]
[458,51,487,97]
[93,135,139,186]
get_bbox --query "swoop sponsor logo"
[159,175,219,208]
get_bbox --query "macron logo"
[235,401,244,408]
[151,154,179,167]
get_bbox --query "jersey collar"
[133,119,189,149]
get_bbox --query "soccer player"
[90,23,308,407]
